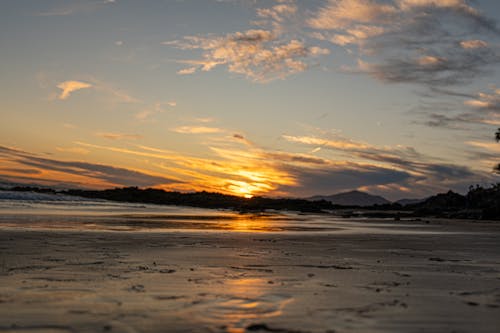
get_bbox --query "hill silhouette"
[308,190,390,207]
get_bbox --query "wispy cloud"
[419,87,500,128]
[172,126,223,134]
[465,88,500,112]
[57,80,92,100]
[135,102,175,121]
[55,147,90,155]
[177,67,197,75]
[169,29,329,82]
[96,132,143,140]
[90,79,140,104]
[35,0,116,17]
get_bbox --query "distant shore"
[3,184,500,220]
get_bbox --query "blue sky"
[1,0,499,200]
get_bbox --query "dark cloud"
[421,87,477,99]
[416,87,500,128]
[0,168,41,175]
[421,113,474,128]
[361,44,499,87]
[264,152,328,165]
[282,133,490,198]
[0,145,177,188]
[421,163,475,181]
[280,163,411,197]
[311,1,500,88]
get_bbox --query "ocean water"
[0,191,454,234]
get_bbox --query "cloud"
[168,0,330,84]
[281,162,411,197]
[0,145,177,188]
[309,0,499,87]
[74,141,297,197]
[63,123,77,129]
[282,134,422,167]
[91,80,140,104]
[263,151,329,165]
[460,40,489,49]
[308,0,397,30]
[465,89,500,111]
[172,126,223,134]
[96,132,143,140]
[420,87,500,128]
[135,102,175,121]
[57,81,92,100]
[177,67,197,75]
[35,0,116,16]
[55,147,90,155]
[281,131,489,198]
[170,29,328,82]
[194,117,215,123]
[255,0,299,33]
[356,45,498,86]
[0,168,41,175]
[51,77,139,104]
[2,116,490,199]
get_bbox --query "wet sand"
[1,218,500,333]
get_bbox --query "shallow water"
[0,191,464,235]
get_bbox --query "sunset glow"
[1,1,499,199]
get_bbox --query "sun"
[229,181,257,198]
[238,186,254,199]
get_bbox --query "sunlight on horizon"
[1,0,499,200]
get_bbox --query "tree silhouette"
[496,128,500,173]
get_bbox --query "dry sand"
[0,217,499,333]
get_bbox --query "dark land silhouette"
[308,190,390,207]
[496,127,500,173]
[4,183,500,220]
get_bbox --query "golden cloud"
[57,80,92,100]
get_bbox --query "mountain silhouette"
[308,190,390,207]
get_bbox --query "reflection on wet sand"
[1,222,500,333]
[0,211,470,235]
[1,202,499,332]
[186,278,292,333]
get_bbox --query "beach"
[1,207,499,333]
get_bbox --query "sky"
[1,0,500,200]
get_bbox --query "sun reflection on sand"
[226,216,284,232]
[193,277,293,333]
